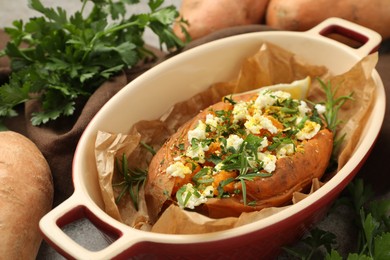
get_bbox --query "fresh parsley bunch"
[0,0,186,126]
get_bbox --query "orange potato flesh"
[145,92,333,220]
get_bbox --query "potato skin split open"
[145,92,333,220]
[197,128,333,218]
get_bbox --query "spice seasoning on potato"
[0,131,53,259]
[145,80,334,219]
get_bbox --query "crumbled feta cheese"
[259,136,269,150]
[295,116,303,125]
[233,101,249,123]
[177,183,209,209]
[255,90,277,109]
[315,104,326,114]
[203,185,214,198]
[205,113,222,131]
[258,152,277,173]
[213,162,224,174]
[296,120,321,140]
[255,90,291,109]
[188,120,207,142]
[186,142,209,163]
[272,90,292,101]
[166,162,192,178]
[276,143,295,158]
[245,113,278,134]
[226,134,244,151]
[298,100,311,117]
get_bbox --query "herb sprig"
[214,134,273,205]
[317,79,354,134]
[0,0,186,126]
[281,179,390,260]
[314,79,354,171]
[113,153,147,210]
[113,141,157,210]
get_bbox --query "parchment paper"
[94,42,377,234]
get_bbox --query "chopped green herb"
[223,95,237,105]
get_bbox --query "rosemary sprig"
[317,79,354,134]
[140,141,156,156]
[238,172,271,205]
[316,78,354,169]
[216,134,273,205]
[113,153,147,210]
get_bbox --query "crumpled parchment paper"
[94,42,378,234]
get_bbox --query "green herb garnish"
[0,0,186,126]
[113,153,147,210]
[281,179,390,259]
[315,78,354,170]
[318,79,354,134]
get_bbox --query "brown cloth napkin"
[1,25,389,209]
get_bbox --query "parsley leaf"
[282,179,390,260]
[0,0,187,126]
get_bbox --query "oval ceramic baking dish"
[39,18,385,259]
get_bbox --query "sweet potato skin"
[266,0,390,39]
[173,0,270,41]
[0,131,53,259]
[199,128,333,218]
[145,93,333,220]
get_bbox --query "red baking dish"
[39,18,385,259]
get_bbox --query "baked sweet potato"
[145,86,333,220]
[266,0,390,39]
[173,0,270,41]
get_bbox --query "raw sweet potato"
[145,88,333,220]
[0,131,53,259]
[173,0,270,41]
[266,0,390,39]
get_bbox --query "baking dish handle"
[39,191,143,260]
[305,17,382,58]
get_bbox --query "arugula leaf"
[0,0,187,126]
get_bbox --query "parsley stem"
[82,20,139,62]
[89,21,139,47]
[80,0,87,15]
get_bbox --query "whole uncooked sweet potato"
[145,88,333,220]
[173,0,270,41]
[0,131,53,259]
[266,0,390,39]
